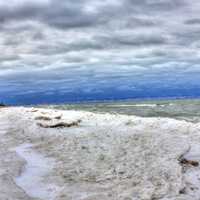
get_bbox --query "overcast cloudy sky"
[1,0,200,104]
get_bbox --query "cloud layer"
[1,0,200,104]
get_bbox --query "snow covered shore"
[1,107,200,199]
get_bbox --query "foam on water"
[109,104,158,107]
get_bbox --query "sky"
[1,0,200,105]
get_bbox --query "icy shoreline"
[1,107,200,199]
[15,143,60,200]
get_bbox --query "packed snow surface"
[0,107,200,199]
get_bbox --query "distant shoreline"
[5,96,200,107]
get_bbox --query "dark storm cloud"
[0,54,20,62]
[113,34,167,46]
[0,0,187,29]
[34,33,167,56]
[0,0,100,29]
[184,18,200,25]
[0,0,186,35]
[123,0,186,14]
[0,3,44,23]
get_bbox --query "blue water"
[1,70,200,105]
[1,87,200,105]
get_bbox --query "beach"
[1,106,200,199]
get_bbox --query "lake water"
[46,99,200,122]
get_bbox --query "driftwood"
[179,158,199,167]
[37,119,81,128]
[54,115,62,120]
[35,116,52,121]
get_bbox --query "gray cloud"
[1,0,200,89]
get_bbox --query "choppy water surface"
[48,99,200,122]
